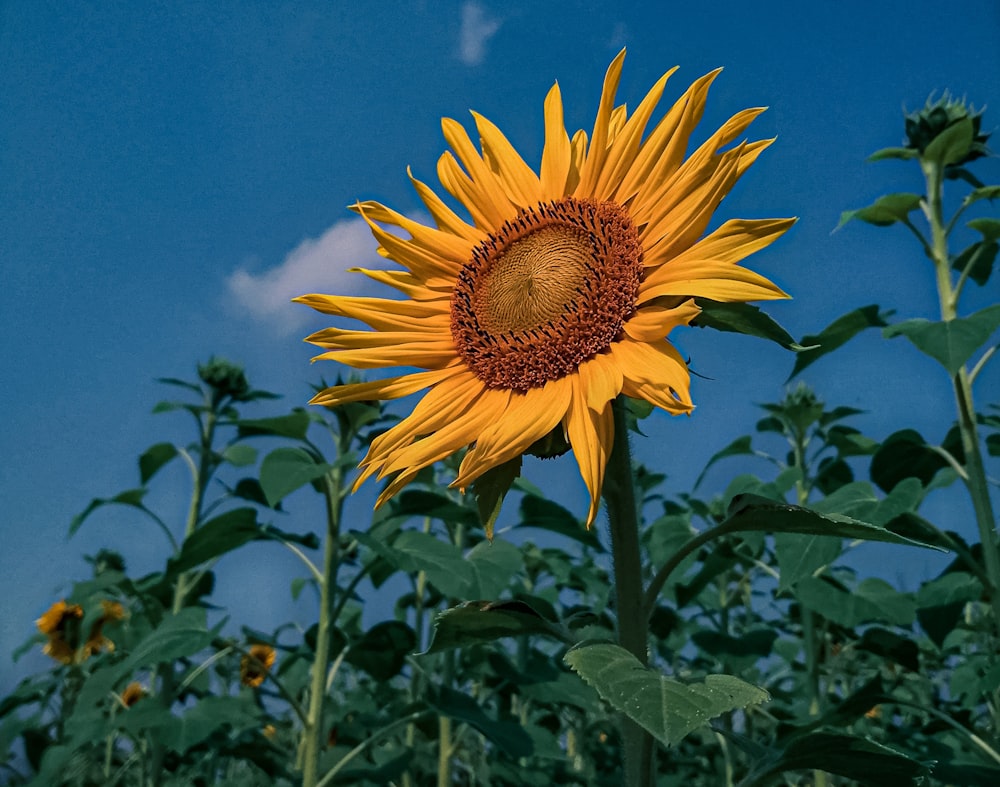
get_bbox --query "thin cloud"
[458,2,501,66]
[225,218,380,335]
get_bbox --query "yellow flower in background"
[36,600,84,664]
[241,644,276,687]
[36,599,126,664]
[120,681,146,708]
[296,50,793,527]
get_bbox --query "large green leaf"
[564,642,769,746]
[796,576,916,627]
[722,494,940,550]
[423,600,566,654]
[259,447,332,507]
[117,695,260,754]
[774,532,841,590]
[236,410,311,440]
[425,685,533,758]
[345,621,416,680]
[692,299,804,351]
[516,494,603,551]
[465,539,524,598]
[883,304,1000,375]
[739,731,932,787]
[353,529,473,599]
[789,306,893,379]
[924,116,974,167]
[169,508,260,573]
[837,193,923,229]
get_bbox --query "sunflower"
[241,644,276,688]
[36,599,126,664]
[296,50,793,527]
[119,681,147,708]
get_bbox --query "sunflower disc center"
[450,197,642,391]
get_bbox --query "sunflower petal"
[574,48,626,197]
[453,377,573,487]
[473,111,542,206]
[407,167,482,243]
[539,83,572,199]
[564,381,614,528]
[623,298,701,342]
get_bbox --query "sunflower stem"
[605,397,654,787]
[302,468,343,787]
[922,158,1000,635]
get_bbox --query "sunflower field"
[3,53,999,787]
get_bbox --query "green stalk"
[150,406,216,785]
[302,470,343,787]
[790,425,828,787]
[923,159,1000,632]
[604,397,653,787]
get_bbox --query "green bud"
[904,93,991,167]
[197,356,251,403]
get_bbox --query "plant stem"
[604,397,653,787]
[923,159,1000,633]
[302,470,343,787]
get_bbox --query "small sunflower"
[296,50,793,527]
[36,599,125,664]
[120,681,147,708]
[36,600,84,664]
[241,644,276,688]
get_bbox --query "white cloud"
[458,2,501,66]
[225,218,380,334]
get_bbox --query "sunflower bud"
[198,357,251,403]
[904,94,990,167]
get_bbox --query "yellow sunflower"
[36,599,126,664]
[296,50,793,527]
[241,644,276,688]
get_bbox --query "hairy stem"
[604,397,653,787]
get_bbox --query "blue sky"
[2,1,999,689]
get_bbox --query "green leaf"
[471,456,521,540]
[353,529,473,598]
[837,193,923,229]
[117,695,260,754]
[387,489,478,527]
[236,409,311,440]
[789,305,893,379]
[742,731,932,786]
[259,447,332,507]
[692,299,805,351]
[169,508,260,574]
[423,600,565,654]
[722,494,941,550]
[517,494,603,551]
[222,444,257,467]
[924,116,974,167]
[139,443,178,484]
[345,621,416,680]
[691,628,778,659]
[954,240,999,286]
[774,532,841,590]
[883,304,1000,375]
[969,217,1000,242]
[964,184,1000,206]
[465,539,524,598]
[69,488,148,537]
[425,685,533,758]
[565,642,769,746]
[867,146,919,162]
[796,577,916,627]
[694,435,755,489]
[870,427,962,492]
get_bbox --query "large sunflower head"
[296,50,793,528]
